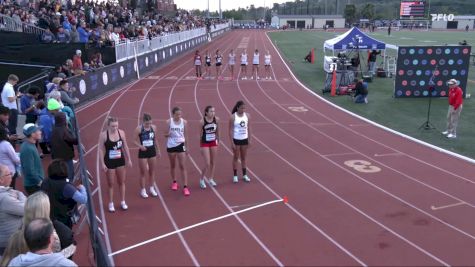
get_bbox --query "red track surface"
[74,30,475,266]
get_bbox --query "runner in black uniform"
[199,106,219,189]
[204,50,212,79]
[215,49,223,80]
[134,113,160,199]
[99,117,132,212]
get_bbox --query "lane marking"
[374,153,404,157]
[430,202,466,211]
[344,160,382,173]
[109,198,285,257]
[323,152,358,157]
[288,106,308,112]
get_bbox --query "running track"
[73,30,475,266]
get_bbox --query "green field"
[269,29,475,159]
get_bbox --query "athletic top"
[167,118,185,148]
[252,53,260,65]
[104,130,125,167]
[205,55,211,64]
[233,113,248,140]
[229,53,236,65]
[241,53,248,65]
[264,54,271,65]
[201,117,217,143]
[138,125,156,156]
[216,54,223,64]
[194,55,201,66]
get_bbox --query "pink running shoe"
[183,187,190,196]
[171,182,178,191]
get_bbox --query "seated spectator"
[0,128,20,189]
[41,159,86,229]
[90,52,105,68]
[56,27,70,43]
[0,164,26,255]
[83,63,93,72]
[7,218,77,266]
[62,60,74,78]
[62,17,72,32]
[20,124,45,195]
[0,230,28,266]
[69,25,79,43]
[72,50,83,74]
[47,66,63,82]
[77,21,90,43]
[41,28,56,43]
[20,88,41,124]
[58,81,79,106]
[353,79,368,104]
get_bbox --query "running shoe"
[183,187,191,196]
[120,201,128,210]
[447,134,457,139]
[208,178,217,187]
[243,175,251,182]
[442,131,449,135]
[256,76,260,80]
[233,176,239,183]
[171,181,178,191]
[108,202,115,213]
[199,179,207,189]
[149,186,158,197]
[140,188,149,198]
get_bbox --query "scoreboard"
[400,1,426,18]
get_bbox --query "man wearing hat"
[19,123,44,195]
[442,79,463,139]
[73,50,83,74]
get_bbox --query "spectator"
[1,74,20,135]
[20,88,40,124]
[38,99,61,156]
[0,164,26,255]
[41,159,86,228]
[0,128,20,189]
[41,28,56,43]
[77,21,90,43]
[304,51,311,63]
[353,79,368,104]
[69,25,79,43]
[47,66,63,82]
[72,50,83,73]
[62,60,74,78]
[7,218,77,267]
[58,81,79,106]
[47,90,73,121]
[50,113,77,181]
[0,230,28,266]
[442,79,463,139]
[0,106,19,144]
[56,27,70,43]
[368,50,381,75]
[62,17,72,32]
[20,124,44,195]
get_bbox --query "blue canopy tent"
[323,27,386,52]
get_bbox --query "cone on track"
[330,70,337,96]
[283,196,289,204]
[311,48,315,64]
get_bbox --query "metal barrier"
[0,14,46,36]
[210,22,231,33]
[115,27,207,62]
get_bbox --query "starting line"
[109,197,288,257]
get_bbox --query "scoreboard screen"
[400,1,426,18]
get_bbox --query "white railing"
[210,22,231,33]
[0,14,47,36]
[115,27,207,62]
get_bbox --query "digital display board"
[400,1,426,18]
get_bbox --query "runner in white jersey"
[228,100,251,183]
[165,107,190,196]
[193,50,202,80]
[228,49,236,80]
[264,50,272,80]
[251,49,260,80]
[240,50,248,80]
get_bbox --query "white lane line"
[431,202,465,211]
[323,152,359,157]
[374,153,404,157]
[109,198,284,257]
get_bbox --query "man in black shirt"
[353,79,368,104]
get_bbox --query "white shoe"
[250,76,254,80]
[120,201,128,210]
[108,202,115,213]
[447,134,456,139]
[233,176,239,183]
[149,186,158,197]
[442,131,449,135]
[140,188,149,198]
[199,178,207,189]
[243,175,251,182]
[256,76,260,80]
[208,178,217,187]
[269,77,272,80]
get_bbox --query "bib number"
[142,140,154,147]
[205,133,216,142]
[109,149,122,160]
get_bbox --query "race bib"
[142,140,154,147]
[182,145,186,152]
[109,149,122,159]
[205,133,216,142]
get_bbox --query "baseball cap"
[47,98,61,111]
[447,79,459,85]
[76,49,82,55]
[23,123,41,137]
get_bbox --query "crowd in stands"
[1,0,226,45]
[0,72,85,266]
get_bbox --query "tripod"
[419,65,438,130]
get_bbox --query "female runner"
[240,49,248,80]
[228,49,236,80]
[204,50,212,79]
[264,50,272,80]
[228,101,251,183]
[193,50,202,79]
[199,106,219,189]
[251,49,260,80]
[215,49,223,80]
